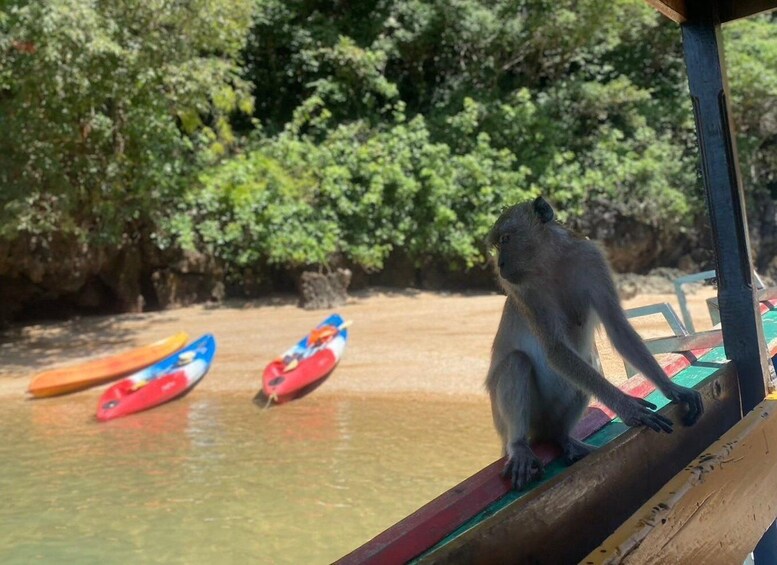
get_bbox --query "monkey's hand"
[662,384,704,426]
[503,440,544,491]
[615,395,674,433]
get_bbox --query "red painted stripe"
[338,302,777,565]
[581,350,700,427]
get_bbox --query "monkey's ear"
[485,226,498,248]
[533,196,554,224]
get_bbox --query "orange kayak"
[27,332,189,398]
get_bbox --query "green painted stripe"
[416,309,777,559]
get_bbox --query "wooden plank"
[417,361,743,564]
[643,0,688,22]
[719,0,777,23]
[584,393,777,564]
[643,0,777,23]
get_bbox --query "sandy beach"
[0,287,718,401]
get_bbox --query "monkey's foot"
[503,441,543,490]
[562,437,594,465]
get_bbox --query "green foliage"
[242,0,704,236]
[0,0,254,243]
[2,0,776,292]
[169,148,337,270]
[724,15,777,197]
[537,127,695,224]
[174,112,531,276]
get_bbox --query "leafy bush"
[2,0,776,307]
[168,147,337,271]
[0,0,254,244]
[170,112,532,276]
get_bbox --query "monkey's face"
[488,197,555,285]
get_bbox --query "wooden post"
[680,6,770,416]
[681,3,774,561]
[583,394,777,564]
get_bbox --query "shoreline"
[0,287,718,402]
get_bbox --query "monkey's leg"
[561,437,593,465]
[555,389,594,465]
[488,351,543,490]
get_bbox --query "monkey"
[485,196,704,490]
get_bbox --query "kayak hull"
[261,314,348,405]
[96,334,216,421]
[28,332,189,398]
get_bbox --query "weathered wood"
[584,393,777,564]
[416,364,743,565]
[643,0,777,23]
[643,0,687,22]
[681,11,771,415]
[718,0,777,22]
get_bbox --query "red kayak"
[258,314,349,405]
[96,334,216,421]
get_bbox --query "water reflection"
[0,393,497,564]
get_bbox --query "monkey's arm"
[544,339,674,432]
[591,269,704,426]
[522,296,674,433]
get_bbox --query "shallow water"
[0,392,497,564]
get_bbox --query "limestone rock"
[298,269,352,310]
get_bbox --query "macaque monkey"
[486,197,703,490]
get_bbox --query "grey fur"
[486,198,704,490]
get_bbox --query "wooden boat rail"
[337,300,777,564]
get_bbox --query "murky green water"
[0,393,497,564]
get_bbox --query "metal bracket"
[623,303,689,377]
[643,329,722,356]
[704,272,773,326]
[673,270,716,334]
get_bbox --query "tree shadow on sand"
[0,311,181,376]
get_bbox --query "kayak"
[259,314,349,405]
[96,334,216,421]
[27,332,189,398]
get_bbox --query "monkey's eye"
[499,233,510,246]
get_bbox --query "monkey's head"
[487,196,557,285]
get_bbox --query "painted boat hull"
[261,314,348,404]
[27,332,189,398]
[96,334,216,421]
[337,300,777,564]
